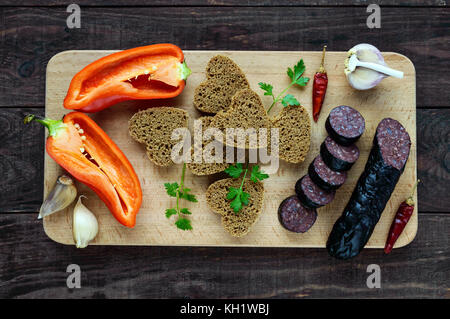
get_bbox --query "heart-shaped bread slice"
[271,104,311,164]
[187,116,229,176]
[128,107,189,167]
[194,55,249,114]
[206,177,264,237]
[210,88,272,149]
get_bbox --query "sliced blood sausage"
[320,136,359,172]
[308,155,347,191]
[295,175,335,209]
[325,105,365,146]
[278,195,317,233]
[327,118,411,260]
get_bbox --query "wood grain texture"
[0,1,446,6]
[0,108,44,212]
[43,50,417,248]
[0,213,448,298]
[0,7,448,107]
[1,107,448,214]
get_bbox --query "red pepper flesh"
[312,46,328,122]
[384,180,419,254]
[25,112,142,228]
[63,43,191,113]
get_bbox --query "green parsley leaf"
[250,165,269,182]
[224,163,244,178]
[226,186,240,200]
[230,194,244,213]
[240,191,250,206]
[175,218,193,230]
[281,94,300,107]
[287,59,306,82]
[180,208,192,215]
[295,76,309,86]
[180,191,198,203]
[164,182,179,197]
[258,82,274,97]
[165,208,177,218]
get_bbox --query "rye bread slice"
[206,177,264,238]
[210,88,272,149]
[187,116,229,176]
[271,105,311,164]
[193,55,249,114]
[128,107,189,167]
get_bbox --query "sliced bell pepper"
[25,112,142,228]
[63,43,191,113]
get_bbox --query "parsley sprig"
[224,163,269,213]
[164,163,197,230]
[259,59,309,114]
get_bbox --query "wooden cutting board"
[44,50,417,248]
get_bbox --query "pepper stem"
[24,114,66,137]
[405,179,420,206]
[179,60,192,81]
[318,45,327,73]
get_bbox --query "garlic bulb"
[39,175,77,219]
[345,43,402,90]
[73,196,98,248]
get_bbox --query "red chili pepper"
[312,46,328,122]
[384,180,420,254]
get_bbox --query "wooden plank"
[0,213,448,298]
[1,108,448,214]
[0,108,44,213]
[0,7,448,107]
[0,1,446,7]
[42,50,417,248]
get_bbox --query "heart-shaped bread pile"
[187,116,229,176]
[271,104,311,164]
[206,177,264,237]
[128,107,189,167]
[210,88,272,149]
[194,55,249,114]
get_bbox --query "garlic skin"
[39,175,77,219]
[73,196,98,248]
[345,43,387,90]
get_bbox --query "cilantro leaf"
[180,208,192,215]
[165,208,177,219]
[258,82,274,98]
[281,94,300,107]
[250,165,269,182]
[175,218,193,230]
[164,182,179,197]
[224,163,244,178]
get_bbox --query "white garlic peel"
[73,196,98,248]
[39,175,77,219]
[345,43,388,90]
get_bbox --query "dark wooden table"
[0,1,448,299]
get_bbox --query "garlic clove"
[39,175,77,219]
[73,195,98,248]
[345,43,388,90]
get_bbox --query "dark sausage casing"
[327,118,411,260]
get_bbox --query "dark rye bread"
[271,105,311,164]
[210,88,272,149]
[206,178,264,238]
[187,116,229,176]
[194,55,249,114]
[128,107,189,167]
